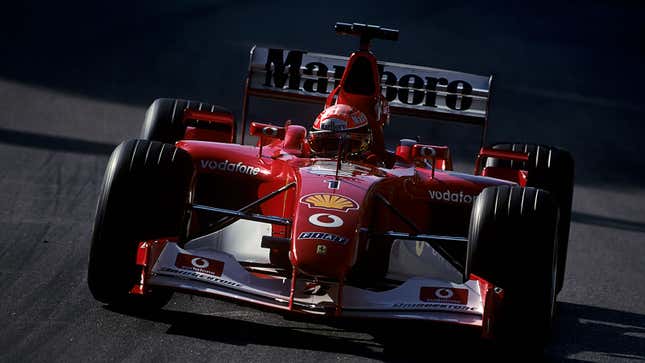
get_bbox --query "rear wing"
[241,46,493,144]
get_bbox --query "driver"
[308,104,372,158]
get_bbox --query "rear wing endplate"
[241,46,493,144]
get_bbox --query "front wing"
[135,239,497,330]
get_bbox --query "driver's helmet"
[309,104,371,157]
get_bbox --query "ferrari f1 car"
[88,22,574,346]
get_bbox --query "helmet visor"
[309,130,371,156]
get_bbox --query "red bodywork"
[133,30,537,338]
[171,133,514,324]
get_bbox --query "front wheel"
[485,143,573,293]
[87,139,194,309]
[466,185,558,349]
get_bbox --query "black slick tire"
[485,143,573,293]
[466,186,559,350]
[87,139,194,309]
[140,98,233,143]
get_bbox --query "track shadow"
[572,211,645,234]
[0,128,116,155]
[106,300,645,361]
[107,304,489,361]
[548,302,645,362]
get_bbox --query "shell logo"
[300,193,359,212]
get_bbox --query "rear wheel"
[466,186,558,349]
[485,143,573,293]
[87,139,194,309]
[140,98,233,143]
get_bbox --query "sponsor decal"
[261,49,475,111]
[261,126,279,137]
[428,189,474,204]
[298,231,349,245]
[319,118,347,131]
[417,146,436,157]
[175,253,224,277]
[419,287,469,305]
[391,303,476,311]
[316,245,327,255]
[300,193,359,212]
[308,213,343,228]
[160,267,240,287]
[351,113,368,125]
[200,159,261,176]
[324,179,341,190]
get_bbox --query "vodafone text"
[200,160,261,176]
[428,190,475,204]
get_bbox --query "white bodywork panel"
[184,220,462,282]
[148,240,483,325]
[185,220,272,264]
[387,240,463,283]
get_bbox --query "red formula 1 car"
[88,23,574,346]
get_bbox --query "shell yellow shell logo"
[300,193,359,212]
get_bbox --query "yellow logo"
[300,193,359,212]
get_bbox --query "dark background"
[1,0,644,361]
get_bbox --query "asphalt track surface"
[1,1,644,361]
